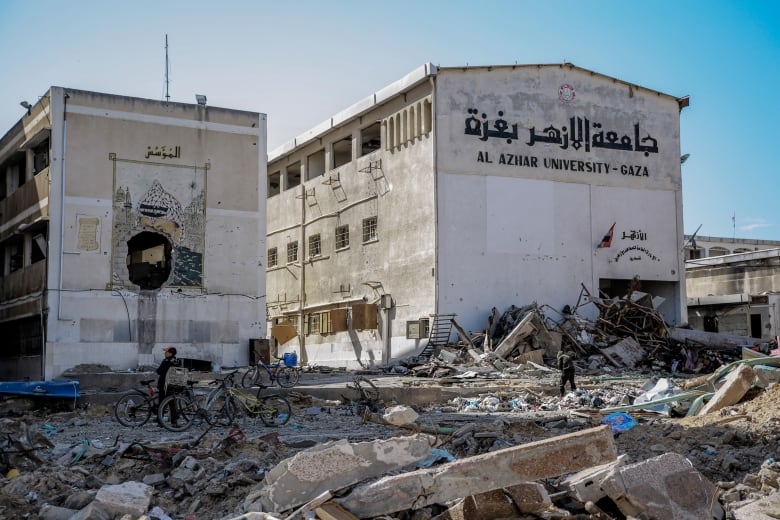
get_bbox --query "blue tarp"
[0,380,80,399]
[599,412,638,434]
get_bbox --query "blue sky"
[1,0,778,240]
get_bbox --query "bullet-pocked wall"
[43,87,266,377]
[434,64,686,332]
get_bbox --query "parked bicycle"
[157,380,212,432]
[208,372,291,427]
[241,352,300,389]
[114,379,159,427]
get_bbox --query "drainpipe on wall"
[298,182,307,364]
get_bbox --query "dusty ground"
[1,372,779,519]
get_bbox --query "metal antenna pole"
[165,34,170,102]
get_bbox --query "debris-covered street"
[2,292,780,519]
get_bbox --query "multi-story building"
[686,248,780,340]
[266,63,689,368]
[683,234,780,260]
[0,88,266,379]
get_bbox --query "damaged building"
[687,247,780,340]
[0,88,266,380]
[266,62,690,368]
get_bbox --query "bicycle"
[208,377,292,428]
[157,380,212,432]
[241,353,300,389]
[114,379,159,427]
[342,375,380,414]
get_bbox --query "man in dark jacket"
[156,346,181,423]
[557,349,576,397]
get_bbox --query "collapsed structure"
[266,62,690,369]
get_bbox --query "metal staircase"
[419,314,456,359]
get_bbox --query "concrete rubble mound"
[1,289,779,519]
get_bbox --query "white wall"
[434,66,685,333]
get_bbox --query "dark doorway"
[750,314,762,339]
[126,232,172,289]
[703,315,719,333]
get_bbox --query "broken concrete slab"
[699,363,756,415]
[731,491,780,520]
[601,337,646,367]
[90,481,152,518]
[503,482,552,513]
[431,489,518,520]
[382,405,419,426]
[254,433,434,513]
[494,312,535,359]
[598,452,724,520]
[334,426,617,518]
[560,453,630,504]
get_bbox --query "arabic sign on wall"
[436,67,681,191]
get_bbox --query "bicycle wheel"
[158,394,197,432]
[205,388,233,427]
[258,395,291,427]
[114,391,152,427]
[241,366,259,388]
[276,367,300,388]
[354,376,380,401]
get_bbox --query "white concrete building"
[0,88,266,379]
[686,248,780,339]
[266,63,689,369]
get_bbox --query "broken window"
[33,138,50,174]
[332,136,352,168]
[268,171,281,197]
[306,149,325,180]
[306,313,321,335]
[268,247,277,268]
[286,162,301,189]
[287,241,298,263]
[31,229,47,264]
[335,225,349,250]
[362,216,377,243]
[308,234,321,258]
[6,236,24,273]
[360,122,381,156]
[126,232,172,290]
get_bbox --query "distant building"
[686,248,780,340]
[683,234,780,260]
[266,63,689,369]
[0,88,266,380]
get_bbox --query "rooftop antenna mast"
[164,34,170,102]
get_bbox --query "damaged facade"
[266,62,689,368]
[0,88,266,379]
[687,247,780,340]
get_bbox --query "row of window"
[268,217,377,267]
[273,307,431,340]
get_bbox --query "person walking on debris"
[557,349,576,396]
[157,346,181,424]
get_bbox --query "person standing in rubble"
[157,346,181,424]
[557,349,576,396]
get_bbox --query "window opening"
[360,122,381,156]
[33,138,50,174]
[335,225,350,250]
[307,149,326,180]
[308,234,321,258]
[362,216,377,242]
[287,241,298,263]
[286,162,301,189]
[332,137,352,168]
[31,230,47,264]
[6,236,24,273]
[268,247,278,267]
[268,171,281,197]
[126,232,172,290]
